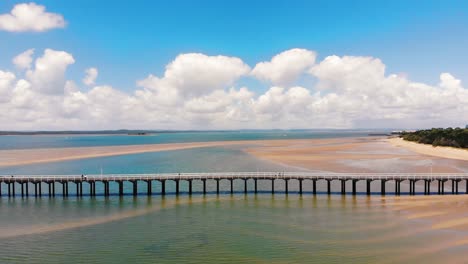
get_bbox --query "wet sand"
[245,137,468,173]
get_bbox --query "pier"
[1,172,468,197]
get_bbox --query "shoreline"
[387,137,468,161]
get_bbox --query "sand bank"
[0,140,261,167]
[0,137,367,168]
[387,137,468,161]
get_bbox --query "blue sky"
[1,0,468,92]
[1,1,468,130]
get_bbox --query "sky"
[1,0,468,130]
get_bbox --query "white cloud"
[0,3,66,32]
[26,49,75,94]
[12,49,35,70]
[1,49,468,130]
[0,70,16,102]
[138,53,250,101]
[83,67,98,86]
[252,48,317,86]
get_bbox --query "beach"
[387,137,468,161]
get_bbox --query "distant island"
[401,127,468,148]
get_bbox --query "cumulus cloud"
[138,53,250,102]
[1,48,468,130]
[12,49,35,70]
[0,3,66,32]
[252,48,317,86]
[83,67,98,86]
[0,70,16,102]
[26,49,75,94]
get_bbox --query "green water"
[1,194,464,263]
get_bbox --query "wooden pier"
[1,172,468,197]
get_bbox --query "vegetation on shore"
[401,128,468,148]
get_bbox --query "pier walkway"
[1,172,468,197]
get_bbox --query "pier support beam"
[146,180,152,196]
[285,179,288,194]
[189,180,192,195]
[299,179,303,195]
[452,180,455,194]
[39,182,42,197]
[132,181,137,196]
[381,180,386,196]
[118,181,123,196]
[175,180,179,195]
[21,183,24,197]
[244,179,248,194]
[216,179,220,194]
[161,180,166,195]
[424,180,431,195]
[271,179,275,194]
[409,180,415,195]
[313,180,317,195]
[254,179,258,194]
[341,180,346,195]
[327,180,331,195]
[230,179,233,194]
[352,180,357,195]
[88,182,92,196]
[202,179,206,194]
[366,180,372,195]
[456,180,459,195]
[107,181,110,196]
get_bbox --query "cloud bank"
[1,48,467,130]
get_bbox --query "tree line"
[401,128,468,148]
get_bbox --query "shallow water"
[1,194,466,264]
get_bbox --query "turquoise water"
[0,130,372,150]
[1,132,467,263]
